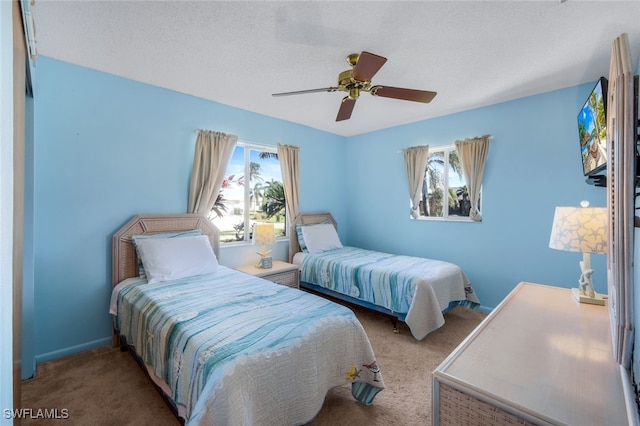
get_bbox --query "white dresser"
[432,282,631,425]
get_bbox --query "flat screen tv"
[577,77,608,177]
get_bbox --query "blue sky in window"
[429,156,465,188]
[224,146,282,202]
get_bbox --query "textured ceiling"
[31,1,640,137]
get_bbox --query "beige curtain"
[187,130,238,215]
[403,145,429,219]
[277,143,300,222]
[455,135,491,221]
[606,33,634,368]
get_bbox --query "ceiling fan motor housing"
[338,68,370,99]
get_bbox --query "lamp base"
[256,256,272,269]
[571,288,605,306]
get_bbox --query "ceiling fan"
[272,51,437,122]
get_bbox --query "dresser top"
[434,282,628,425]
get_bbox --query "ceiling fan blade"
[352,51,387,82]
[370,85,437,103]
[272,87,338,97]
[336,97,356,121]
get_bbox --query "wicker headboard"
[111,214,220,288]
[289,212,338,262]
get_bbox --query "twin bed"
[109,212,479,425]
[290,213,480,340]
[110,214,383,426]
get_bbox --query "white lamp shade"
[254,223,275,247]
[549,206,607,254]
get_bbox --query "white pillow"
[134,235,218,284]
[301,223,343,253]
[132,229,202,277]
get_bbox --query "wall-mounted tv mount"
[587,174,607,187]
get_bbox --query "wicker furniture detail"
[432,282,629,426]
[289,212,337,263]
[236,261,300,289]
[439,384,535,426]
[112,214,220,288]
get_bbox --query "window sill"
[412,216,478,223]
[219,237,289,249]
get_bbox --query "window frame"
[415,144,478,222]
[212,141,287,245]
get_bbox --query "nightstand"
[236,260,300,289]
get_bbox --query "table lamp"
[548,201,607,305]
[254,223,275,268]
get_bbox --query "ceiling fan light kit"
[272,51,437,122]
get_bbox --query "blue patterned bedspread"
[300,246,480,340]
[112,266,384,425]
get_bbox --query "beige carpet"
[21,305,486,426]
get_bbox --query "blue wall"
[31,57,346,363]
[345,85,606,309]
[30,56,606,366]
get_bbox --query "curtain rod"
[193,130,282,149]
[396,134,493,153]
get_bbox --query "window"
[209,142,286,243]
[418,146,478,220]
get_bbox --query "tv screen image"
[577,77,608,176]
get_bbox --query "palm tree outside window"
[209,142,286,243]
[419,146,477,220]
